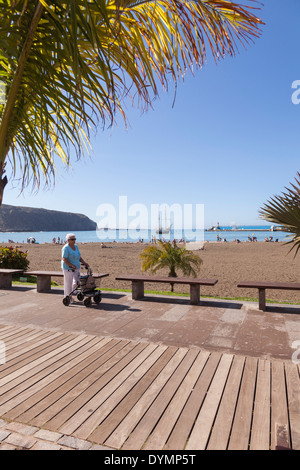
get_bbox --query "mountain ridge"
[0,204,97,232]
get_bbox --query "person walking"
[61,233,89,301]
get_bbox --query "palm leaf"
[0,0,263,198]
[140,240,202,280]
[259,172,300,256]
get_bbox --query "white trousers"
[63,269,80,297]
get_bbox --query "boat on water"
[156,226,172,235]
[207,222,221,231]
[156,211,172,235]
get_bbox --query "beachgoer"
[61,233,89,300]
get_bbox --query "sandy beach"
[5,240,300,304]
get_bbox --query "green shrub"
[0,246,29,270]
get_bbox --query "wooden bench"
[237,281,300,311]
[115,274,218,305]
[27,271,109,293]
[0,269,24,289]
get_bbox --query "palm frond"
[0,0,263,195]
[259,172,300,256]
[140,240,202,279]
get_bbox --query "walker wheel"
[77,292,84,301]
[63,296,70,306]
[84,297,92,307]
[93,292,102,304]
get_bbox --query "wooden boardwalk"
[0,324,299,450]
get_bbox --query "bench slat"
[26,271,109,293]
[238,281,300,290]
[27,271,109,279]
[237,280,300,311]
[0,269,24,274]
[116,275,217,286]
[116,275,218,305]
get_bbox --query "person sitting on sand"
[61,233,89,301]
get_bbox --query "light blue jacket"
[61,244,81,270]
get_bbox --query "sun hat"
[66,233,76,241]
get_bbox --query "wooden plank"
[0,332,66,377]
[0,335,91,415]
[164,352,221,451]
[285,361,300,450]
[0,269,24,274]
[27,271,64,277]
[0,326,32,341]
[238,281,300,290]
[74,344,170,440]
[4,330,57,355]
[23,340,128,427]
[57,343,158,436]
[250,359,271,450]
[0,325,298,451]
[121,348,200,451]
[0,325,16,334]
[228,356,258,450]
[0,335,93,411]
[0,333,81,388]
[271,360,290,450]
[4,337,113,423]
[116,275,217,286]
[88,346,178,444]
[143,350,210,450]
[0,329,46,348]
[275,424,290,450]
[105,347,191,450]
[186,353,233,450]
[207,355,245,450]
[42,340,144,432]
[0,332,75,379]
[4,331,72,363]
[32,343,157,430]
[27,271,109,279]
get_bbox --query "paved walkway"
[0,286,299,360]
[0,286,299,450]
[0,418,109,450]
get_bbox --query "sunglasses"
[69,238,76,240]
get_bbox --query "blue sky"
[3,0,300,229]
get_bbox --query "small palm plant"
[259,172,300,256]
[140,240,202,291]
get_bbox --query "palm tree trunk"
[0,163,7,206]
[169,268,177,292]
[0,2,44,206]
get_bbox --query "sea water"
[0,226,290,244]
